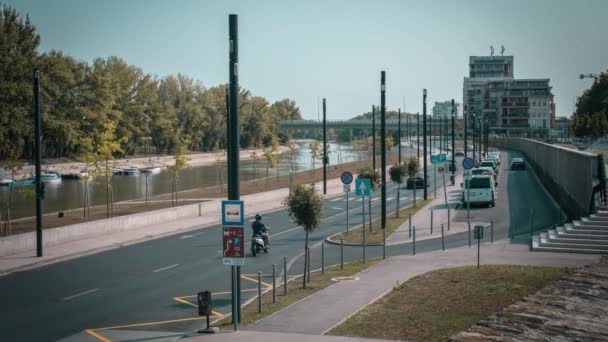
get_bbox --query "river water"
[1,142,372,219]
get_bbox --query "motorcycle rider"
[252,214,270,248]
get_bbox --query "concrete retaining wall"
[0,201,216,257]
[492,138,599,219]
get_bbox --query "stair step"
[539,241,608,250]
[548,237,608,245]
[591,212,608,218]
[570,222,608,232]
[583,216,608,223]
[532,246,608,254]
[555,231,608,240]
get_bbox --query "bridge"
[279,119,445,131]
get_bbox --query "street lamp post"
[417,112,420,160]
[423,90,428,200]
[464,105,468,158]
[451,99,455,185]
[398,108,402,165]
[372,105,376,171]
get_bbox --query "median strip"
[152,264,179,273]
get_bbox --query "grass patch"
[328,265,571,342]
[214,259,381,328]
[333,199,431,244]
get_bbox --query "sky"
[6,0,608,120]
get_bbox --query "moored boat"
[124,167,141,175]
[41,171,62,184]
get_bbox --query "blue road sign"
[341,171,353,185]
[221,200,245,226]
[355,178,371,197]
[439,153,447,163]
[462,157,474,170]
[430,154,439,165]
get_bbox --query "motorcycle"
[251,233,268,256]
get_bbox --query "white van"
[462,175,495,207]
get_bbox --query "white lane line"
[386,197,394,201]
[329,197,342,202]
[179,232,204,239]
[63,288,99,301]
[152,264,179,273]
[331,207,343,210]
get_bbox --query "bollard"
[340,238,344,269]
[321,242,325,275]
[257,271,262,313]
[272,264,276,303]
[468,223,471,247]
[408,212,412,238]
[283,257,288,296]
[441,223,445,251]
[529,209,534,251]
[413,226,416,255]
[447,207,451,231]
[430,209,434,234]
[198,203,202,217]
[383,228,386,259]
[490,218,494,243]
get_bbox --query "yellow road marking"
[241,274,273,288]
[176,288,259,298]
[85,329,112,342]
[92,316,205,331]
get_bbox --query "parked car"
[479,159,498,174]
[461,175,496,207]
[406,176,429,189]
[510,158,526,170]
[455,148,465,156]
[487,152,501,165]
[471,167,498,186]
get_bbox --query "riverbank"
[3,144,298,179]
[4,155,398,235]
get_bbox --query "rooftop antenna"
[490,45,494,56]
[501,45,505,56]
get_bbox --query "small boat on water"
[13,178,35,186]
[141,167,161,174]
[124,167,141,175]
[113,168,124,175]
[0,177,13,186]
[41,171,62,184]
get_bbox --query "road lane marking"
[331,207,343,210]
[241,274,273,288]
[330,197,342,202]
[179,232,204,239]
[152,264,179,273]
[63,288,99,301]
[85,329,111,342]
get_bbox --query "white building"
[432,101,463,119]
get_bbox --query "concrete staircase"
[532,208,608,254]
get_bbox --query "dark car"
[455,148,465,156]
[510,158,526,170]
[406,176,428,189]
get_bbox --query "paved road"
[0,150,563,341]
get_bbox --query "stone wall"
[492,138,599,219]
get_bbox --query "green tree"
[389,163,406,217]
[405,157,421,208]
[263,147,278,190]
[78,137,98,218]
[95,121,124,217]
[167,135,191,206]
[357,168,379,231]
[309,141,322,182]
[283,184,324,289]
[572,71,608,137]
[1,159,23,236]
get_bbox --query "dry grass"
[328,265,571,342]
[214,259,381,328]
[332,199,431,244]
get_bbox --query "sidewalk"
[228,240,597,337]
[0,177,345,276]
[387,171,483,245]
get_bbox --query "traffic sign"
[223,226,245,266]
[343,184,351,193]
[462,157,474,170]
[221,200,244,226]
[341,171,353,185]
[439,153,447,163]
[474,226,484,239]
[430,154,439,164]
[355,178,371,197]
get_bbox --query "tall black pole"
[398,108,402,165]
[478,115,482,161]
[372,105,376,171]
[451,99,456,185]
[417,112,420,160]
[323,98,327,195]
[464,105,468,158]
[228,14,241,328]
[33,69,43,257]
[380,71,387,231]
[423,90,428,200]
[472,113,476,164]
[225,87,230,180]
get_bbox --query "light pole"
[423,90,428,200]
[417,112,420,160]
[464,105,468,158]
[372,105,376,171]
[451,99,455,185]
[323,98,327,194]
[398,108,402,165]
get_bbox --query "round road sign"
[462,157,474,170]
[341,171,353,185]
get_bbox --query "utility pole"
[228,14,241,330]
[323,98,327,194]
[380,71,387,232]
[33,69,43,257]
[225,87,230,182]
[398,108,402,165]
[464,105,468,159]
[478,115,482,161]
[451,99,455,185]
[472,113,476,164]
[417,112,420,160]
[372,105,376,171]
[423,89,428,200]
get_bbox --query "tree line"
[571,71,608,137]
[0,5,301,162]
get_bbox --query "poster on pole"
[223,226,245,266]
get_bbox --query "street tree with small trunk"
[1,159,23,236]
[357,167,379,232]
[95,121,125,218]
[263,147,278,190]
[309,140,321,183]
[78,138,98,217]
[283,184,324,289]
[406,156,421,208]
[167,136,191,207]
[389,163,406,217]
